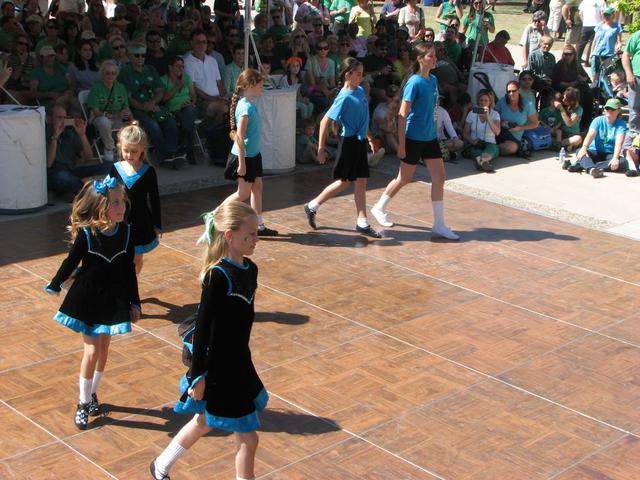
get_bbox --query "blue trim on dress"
[222,257,249,270]
[173,375,268,433]
[53,311,131,336]
[114,161,149,189]
[212,265,233,296]
[134,237,159,255]
[44,285,60,294]
[100,224,120,237]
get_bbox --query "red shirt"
[480,41,515,66]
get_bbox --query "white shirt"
[371,102,389,136]
[184,52,221,97]
[436,106,458,140]
[578,0,605,27]
[465,110,500,143]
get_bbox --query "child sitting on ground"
[539,91,562,137]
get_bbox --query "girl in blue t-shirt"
[222,68,278,236]
[370,42,459,240]
[303,57,381,238]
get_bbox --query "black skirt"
[225,154,263,183]
[332,136,370,181]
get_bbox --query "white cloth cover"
[467,62,517,106]
[254,88,297,174]
[0,106,47,212]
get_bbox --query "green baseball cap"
[604,98,622,110]
[603,6,615,15]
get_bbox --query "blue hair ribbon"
[93,175,118,196]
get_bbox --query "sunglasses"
[507,89,518,93]
[425,33,434,37]
[563,52,575,56]
[604,107,618,111]
[294,35,305,39]
[317,45,329,50]
[113,44,125,49]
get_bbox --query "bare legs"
[224,177,263,217]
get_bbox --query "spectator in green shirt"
[160,56,198,164]
[28,45,79,115]
[87,60,132,161]
[166,19,195,57]
[463,0,495,48]
[622,29,640,132]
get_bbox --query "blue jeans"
[628,76,640,133]
[48,162,112,195]
[577,150,630,170]
[132,109,178,162]
[174,106,197,161]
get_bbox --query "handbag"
[224,154,239,180]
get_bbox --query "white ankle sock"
[91,371,103,395]
[236,477,255,480]
[432,200,445,228]
[308,199,320,211]
[79,376,92,404]
[356,217,370,228]
[376,193,391,211]
[257,214,264,224]
[628,161,638,171]
[155,439,187,478]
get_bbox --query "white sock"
[91,371,103,395]
[308,199,320,211]
[432,200,445,228]
[237,477,255,480]
[375,193,391,211]
[356,217,370,228]
[79,376,92,404]
[257,214,264,225]
[628,160,638,171]
[155,439,187,478]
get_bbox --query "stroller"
[592,52,627,116]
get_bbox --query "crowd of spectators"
[0,0,639,200]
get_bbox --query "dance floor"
[1,169,639,479]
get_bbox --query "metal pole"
[244,0,251,69]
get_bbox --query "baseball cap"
[604,98,622,110]
[39,45,56,56]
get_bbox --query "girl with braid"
[222,69,278,236]
[151,201,267,480]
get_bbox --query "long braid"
[229,68,266,142]
[229,87,241,141]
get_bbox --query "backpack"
[521,125,553,156]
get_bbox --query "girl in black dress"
[150,201,267,480]
[110,122,161,274]
[45,177,140,430]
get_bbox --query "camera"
[472,106,486,114]
[63,118,75,127]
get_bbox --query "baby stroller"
[592,52,627,116]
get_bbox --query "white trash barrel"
[254,88,297,174]
[0,106,47,214]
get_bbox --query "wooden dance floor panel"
[1,170,639,479]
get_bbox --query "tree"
[617,2,639,33]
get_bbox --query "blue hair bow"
[93,175,118,196]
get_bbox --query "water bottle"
[558,147,566,165]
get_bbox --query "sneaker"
[74,402,90,430]
[88,393,100,416]
[568,164,584,172]
[368,147,385,166]
[591,167,604,178]
[258,225,278,236]
[562,159,571,170]
[303,203,317,229]
[103,149,114,162]
[150,459,171,480]
[370,205,394,227]
[626,169,639,177]
[355,224,382,238]
[432,224,460,241]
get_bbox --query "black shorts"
[403,138,442,165]
[224,153,263,183]
[332,136,369,181]
[495,129,521,146]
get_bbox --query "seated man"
[118,42,181,165]
[569,98,628,177]
[528,35,556,92]
[46,105,111,199]
[184,29,229,125]
[480,30,515,65]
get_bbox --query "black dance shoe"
[356,224,382,238]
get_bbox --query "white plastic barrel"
[254,88,297,174]
[0,106,47,214]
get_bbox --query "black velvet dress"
[174,257,268,432]
[46,224,140,336]
[110,162,161,254]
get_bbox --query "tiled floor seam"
[545,433,629,480]
[0,399,119,480]
[158,240,640,440]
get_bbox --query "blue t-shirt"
[231,97,261,157]
[592,23,622,58]
[402,73,439,141]
[495,96,536,141]
[326,86,369,140]
[589,115,627,154]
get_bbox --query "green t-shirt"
[539,107,560,128]
[118,64,161,103]
[87,81,129,113]
[463,11,494,46]
[438,2,458,31]
[561,106,582,135]
[167,35,192,58]
[159,74,193,112]
[28,64,68,93]
[329,0,355,24]
[625,30,640,77]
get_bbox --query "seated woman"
[553,86,583,152]
[160,56,199,164]
[463,89,501,172]
[68,40,101,92]
[518,70,537,108]
[305,39,337,113]
[551,44,593,131]
[568,98,628,177]
[87,60,132,161]
[494,80,538,157]
[28,45,79,115]
[5,33,35,104]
